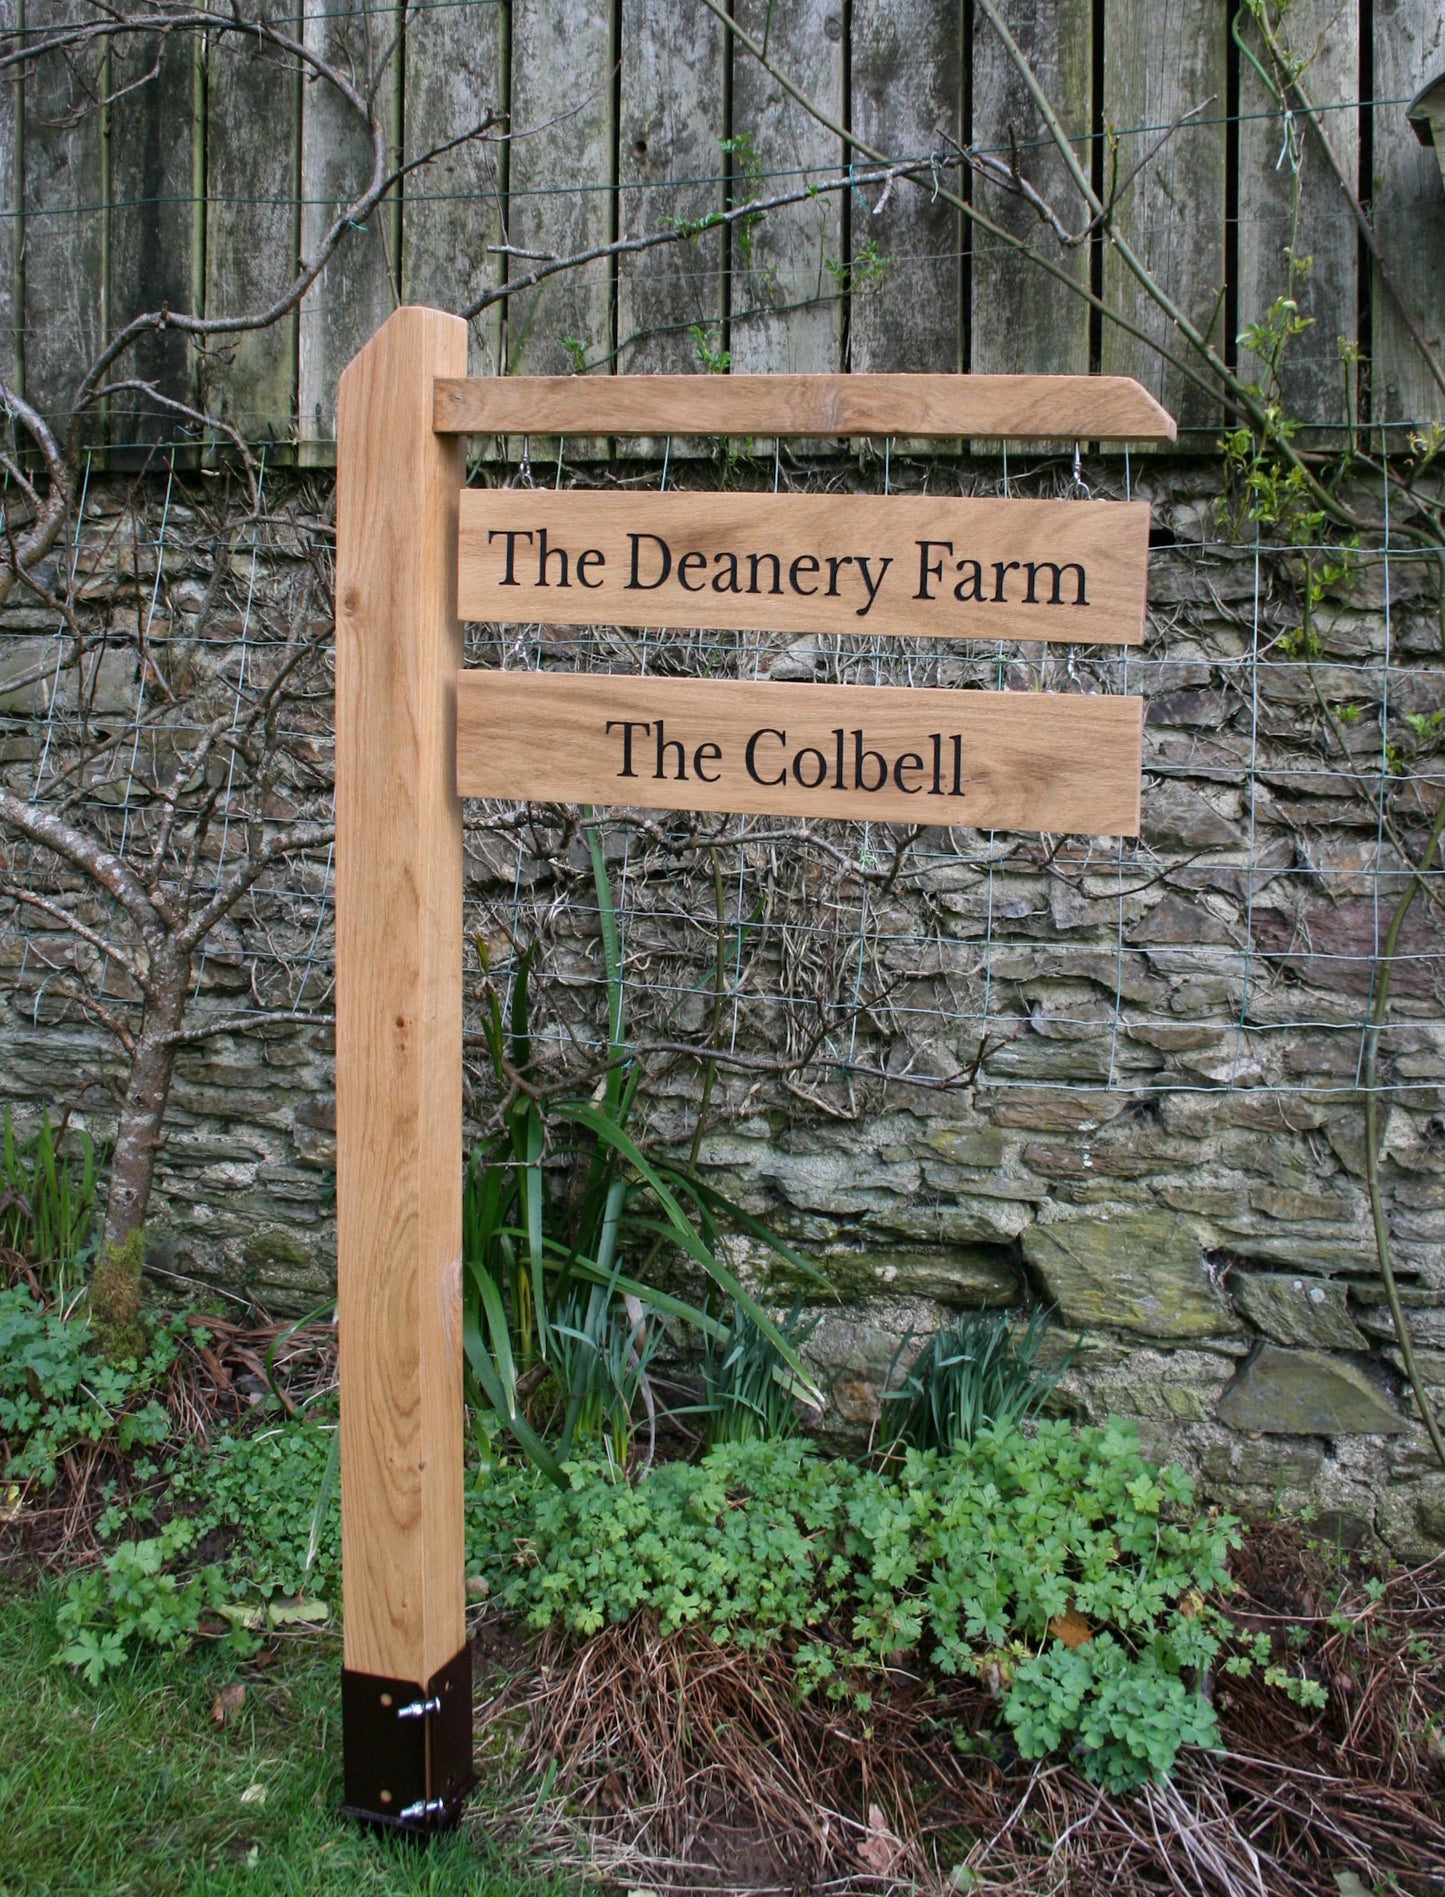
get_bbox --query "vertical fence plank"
[730,0,844,374]
[970,0,1092,378]
[298,0,400,465]
[12,3,1426,451]
[1372,0,1445,430]
[1101,0,1228,435]
[616,0,727,414]
[0,0,17,394]
[21,0,106,435]
[848,0,962,376]
[202,7,301,450]
[507,1,615,382]
[1237,0,1358,436]
[107,22,201,463]
[335,304,467,1693]
[402,0,506,380]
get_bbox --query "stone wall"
[3,457,1443,1557]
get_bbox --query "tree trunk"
[101,940,191,1252]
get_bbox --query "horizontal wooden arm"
[433,371,1177,442]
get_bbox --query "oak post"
[335,306,472,1831]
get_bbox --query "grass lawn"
[0,1579,571,1897]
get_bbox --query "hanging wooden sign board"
[457,490,1150,646]
[457,671,1142,836]
[333,307,1171,1844]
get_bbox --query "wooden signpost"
[334,307,1171,1834]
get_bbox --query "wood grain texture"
[21,0,106,431]
[436,370,1177,438]
[457,488,1150,644]
[1372,0,1445,428]
[970,0,1092,382]
[107,22,201,461]
[506,0,614,399]
[1237,0,1357,438]
[617,0,727,394]
[202,6,300,445]
[401,0,506,379]
[2,7,1397,447]
[0,0,16,392]
[848,0,962,379]
[457,669,1142,837]
[730,0,844,375]
[298,0,399,464]
[1100,0,1228,435]
[335,306,467,1682]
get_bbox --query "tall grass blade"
[304,1426,341,1577]
[583,812,625,1099]
[881,1307,1069,1455]
[558,1099,820,1398]
[462,1287,566,1487]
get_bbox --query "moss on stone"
[1216,1346,1402,1435]
[766,1243,1018,1307]
[243,1228,310,1276]
[1231,1271,1368,1350]
[1022,1213,1237,1340]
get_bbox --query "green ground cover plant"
[472,1421,1242,1791]
[4,1240,1254,1795]
[10,1271,1248,1793]
[0,1096,1345,1810]
[53,1418,344,1681]
[0,1282,178,1488]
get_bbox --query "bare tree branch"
[2,884,153,996]
[464,157,953,321]
[177,821,335,954]
[0,383,71,605]
[0,787,162,938]
[161,1007,335,1048]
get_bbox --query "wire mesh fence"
[449,447,1443,1129]
[9,434,1438,1150]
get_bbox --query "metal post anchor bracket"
[339,1645,475,1834]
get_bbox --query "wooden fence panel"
[507,2,615,385]
[730,0,844,376]
[107,25,201,462]
[0,0,16,394]
[848,0,962,377]
[10,2,1444,446]
[298,0,399,464]
[401,0,506,380]
[1237,0,1358,437]
[970,0,1092,386]
[1100,0,1228,436]
[202,9,300,448]
[21,0,106,433]
[1372,0,1445,430]
[617,0,727,396]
